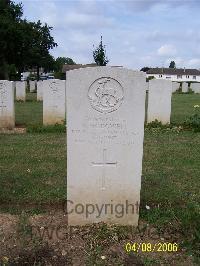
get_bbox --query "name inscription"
[71,116,137,145]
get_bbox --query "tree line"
[0,0,77,80]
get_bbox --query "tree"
[169,61,176,68]
[55,57,76,72]
[140,67,151,72]
[93,36,109,66]
[0,1,57,80]
[0,0,23,79]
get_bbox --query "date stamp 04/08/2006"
[125,242,178,253]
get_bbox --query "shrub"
[184,105,200,132]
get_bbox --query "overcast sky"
[15,0,200,70]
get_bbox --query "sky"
[15,0,200,70]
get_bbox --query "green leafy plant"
[184,105,200,132]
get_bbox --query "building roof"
[147,68,200,76]
[62,63,98,73]
[62,64,123,73]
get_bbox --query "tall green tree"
[169,61,176,68]
[0,0,23,79]
[93,36,109,66]
[140,67,151,72]
[55,57,76,72]
[0,0,57,80]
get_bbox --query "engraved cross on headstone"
[92,148,117,190]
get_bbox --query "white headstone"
[147,79,172,124]
[182,82,188,93]
[172,82,179,92]
[66,67,146,226]
[0,80,15,128]
[29,80,36,92]
[16,81,26,101]
[12,81,16,91]
[37,81,43,101]
[43,79,65,125]
[191,83,200,93]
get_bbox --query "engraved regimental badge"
[88,77,124,113]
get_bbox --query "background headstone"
[16,81,26,101]
[147,79,172,124]
[37,80,43,101]
[29,80,36,92]
[43,79,65,125]
[172,82,179,92]
[0,80,15,128]
[182,82,188,93]
[66,67,146,226]
[191,83,200,93]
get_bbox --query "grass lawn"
[15,92,43,126]
[171,93,200,124]
[0,92,199,264]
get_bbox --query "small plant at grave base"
[184,105,200,132]
[146,120,171,129]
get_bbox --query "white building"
[146,68,200,82]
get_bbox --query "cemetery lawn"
[15,92,43,126]
[0,93,200,264]
[171,93,200,124]
[0,130,200,265]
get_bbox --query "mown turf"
[15,92,43,126]
[0,133,66,204]
[171,93,200,124]
[1,92,200,261]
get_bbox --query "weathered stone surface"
[37,81,43,101]
[66,67,146,226]
[16,81,26,101]
[147,79,172,124]
[172,82,179,92]
[182,82,188,93]
[29,80,36,92]
[0,80,15,128]
[43,79,65,125]
[191,83,200,93]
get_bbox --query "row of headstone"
[0,70,175,227]
[0,73,173,129]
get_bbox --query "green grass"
[0,133,66,204]
[1,92,200,261]
[15,92,43,126]
[171,93,200,124]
